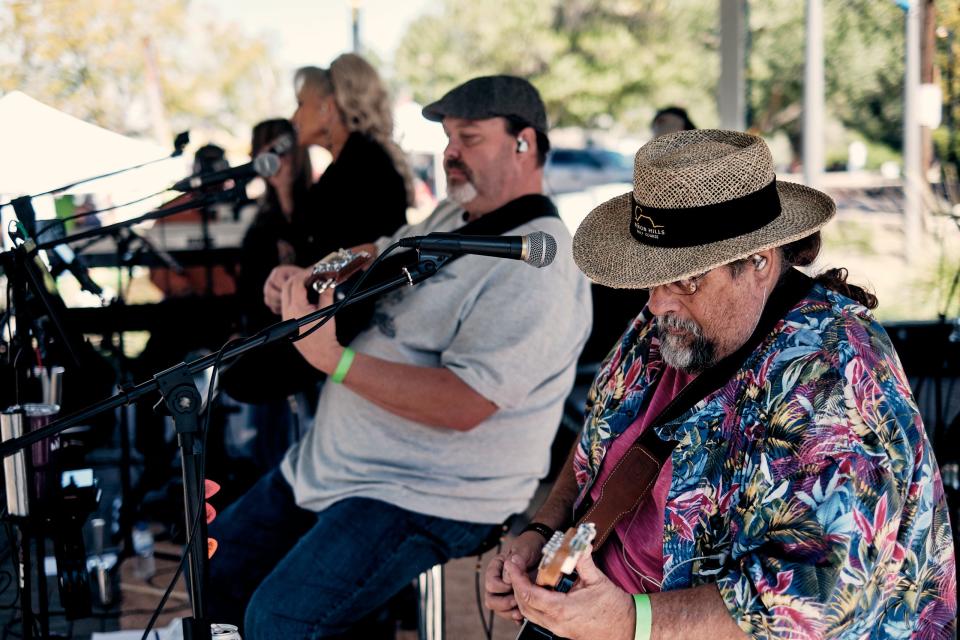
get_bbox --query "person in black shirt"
[237,119,314,335]
[290,53,412,266]
[224,55,413,434]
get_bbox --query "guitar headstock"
[534,522,596,588]
[304,248,372,302]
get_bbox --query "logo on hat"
[633,204,665,239]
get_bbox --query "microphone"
[267,132,295,156]
[50,244,103,297]
[398,231,557,268]
[172,152,280,191]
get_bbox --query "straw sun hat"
[572,129,836,289]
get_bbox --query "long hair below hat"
[572,129,836,289]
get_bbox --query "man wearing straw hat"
[486,129,956,639]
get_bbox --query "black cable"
[2,615,21,640]
[474,557,494,640]
[139,338,239,640]
[292,242,401,343]
[4,280,13,361]
[476,539,502,640]
[0,572,15,610]
[34,189,171,238]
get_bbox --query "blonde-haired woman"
[291,53,411,265]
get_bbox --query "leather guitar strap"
[575,269,814,549]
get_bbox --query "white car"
[544,147,634,195]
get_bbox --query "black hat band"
[629,178,781,248]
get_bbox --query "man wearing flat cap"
[207,75,592,638]
[485,129,956,639]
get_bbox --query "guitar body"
[514,573,577,640]
[516,620,565,640]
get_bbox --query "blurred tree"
[0,0,285,145]
[934,0,960,192]
[394,0,719,133]
[749,0,904,163]
[395,0,913,163]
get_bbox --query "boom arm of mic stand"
[0,137,188,206]
[32,189,239,252]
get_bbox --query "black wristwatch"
[521,521,556,541]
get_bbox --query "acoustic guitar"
[515,522,597,640]
[302,247,372,304]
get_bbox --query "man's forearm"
[341,351,497,430]
[530,442,581,530]
[649,584,747,640]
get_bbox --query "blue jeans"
[207,468,497,639]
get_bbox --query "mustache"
[655,314,703,337]
[444,158,473,180]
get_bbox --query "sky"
[197,0,436,74]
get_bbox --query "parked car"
[544,147,634,194]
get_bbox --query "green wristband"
[633,594,652,640]
[331,347,355,384]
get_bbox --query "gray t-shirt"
[281,199,592,524]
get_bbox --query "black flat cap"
[422,75,548,133]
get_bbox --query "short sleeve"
[441,257,591,409]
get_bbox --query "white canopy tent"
[0,91,184,232]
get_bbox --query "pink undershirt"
[590,365,693,593]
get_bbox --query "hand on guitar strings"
[484,530,549,623]
[264,264,309,315]
[281,275,344,374]
[503,545,636,640]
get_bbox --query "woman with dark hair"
[227,119,320,474]
[237,119,315,334]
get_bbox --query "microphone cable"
[291,242,403,343]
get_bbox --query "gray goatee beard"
[655,314,716,374]
[447,179,479,205]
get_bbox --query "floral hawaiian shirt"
[573,275,957,639]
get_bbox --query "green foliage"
[394,0,719,132]
[0,0,286,142]
[746,0,905,159]
[394,0,923,158]
[935,0,960,179]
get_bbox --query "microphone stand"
[0,249,450,639]
[1,131,189,234]
[33,188,241,254]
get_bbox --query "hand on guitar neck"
[302,247,373,304]
[503,523,636,640]
[263,244,377,315]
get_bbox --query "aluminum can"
[211,623,242,640]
